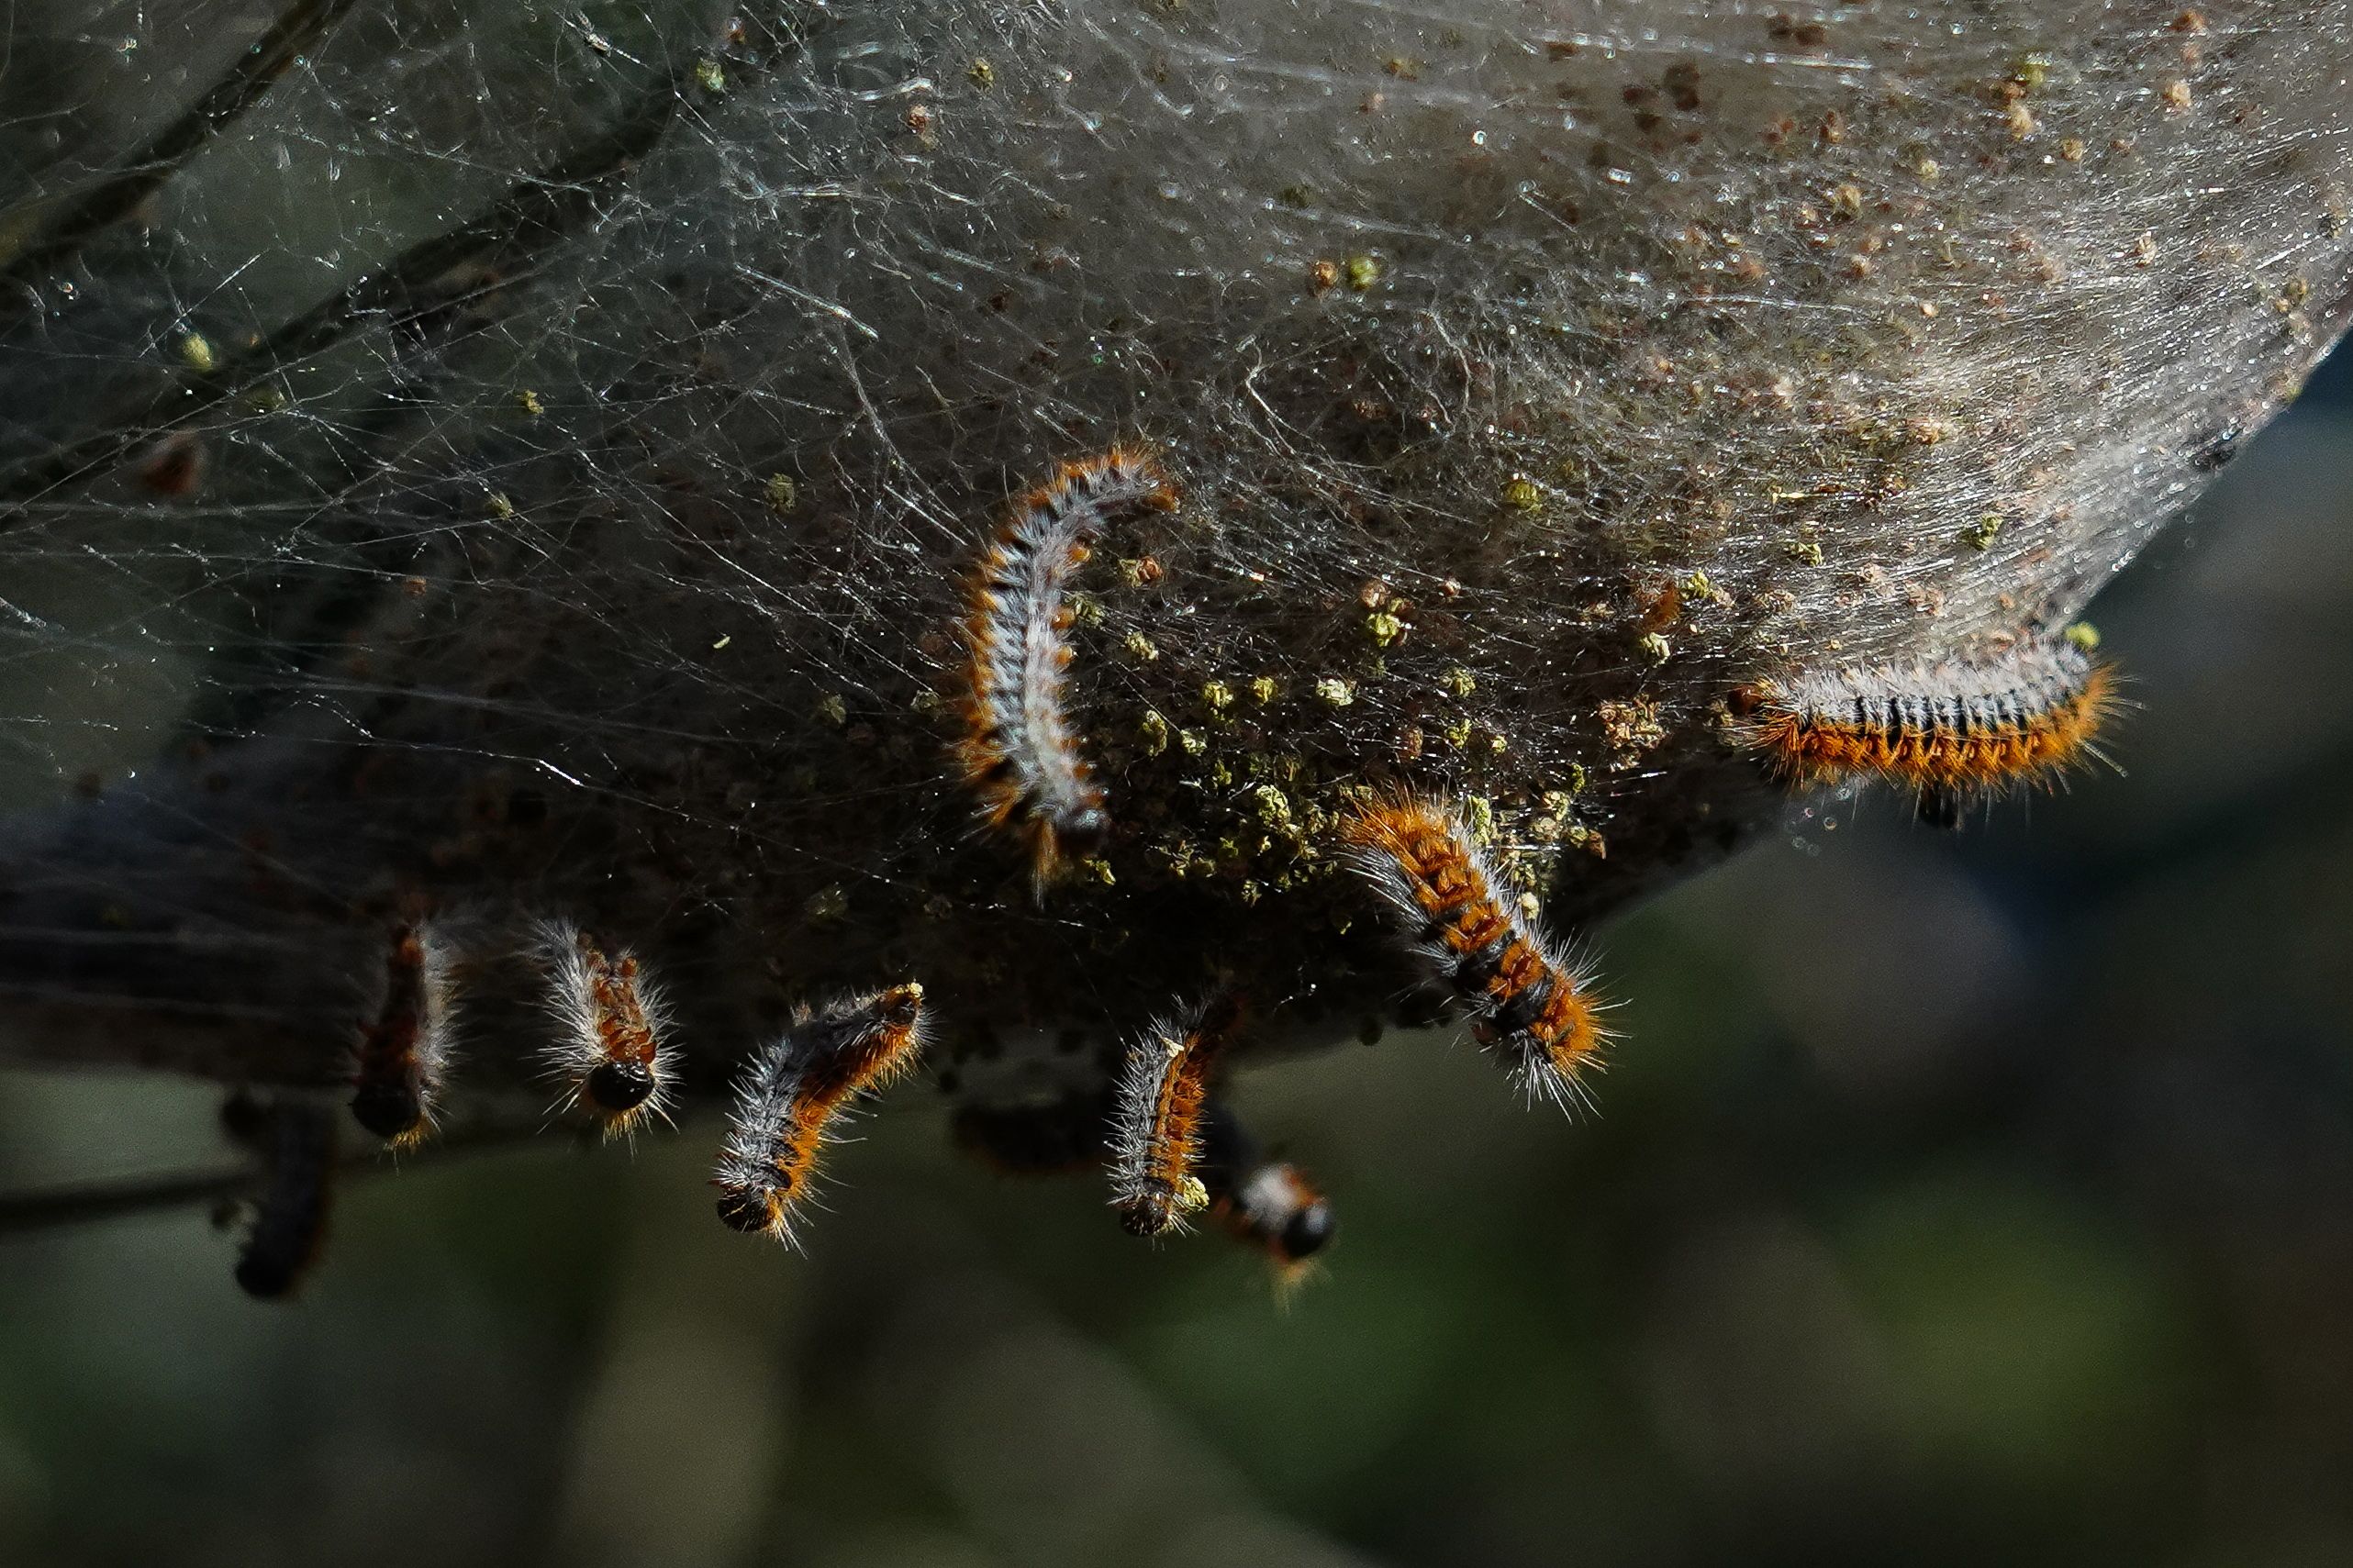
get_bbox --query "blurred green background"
[2,358,2350,1568]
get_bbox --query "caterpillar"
[1109,995,1243,1237]
[539,923,675,1140]
[1198,1100,1335,1283]
[713,983,929,1248]
[1744,639,2117,823]
[348,922,458,1148]
[1341,795,1608,1111]
[958,448,1177,889]
[221,1094,337,1301]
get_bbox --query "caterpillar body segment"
[1109,994,1243,1238]
[1745,639,2117,807]
[713,984,929,1248]
[538,922,675,1141]
[1341,795,1609,1112]
[221,1094,337,1301]
[957,448,1177,890]
[1198,1100,1335,1281]
[349,922,457,1148]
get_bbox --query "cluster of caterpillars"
[217,452,2118,1300]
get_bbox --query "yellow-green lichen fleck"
[1082,858,1115,886]
[2064,621,2101,651]
[1785,539,1823,566]
[1500,475,1545,513]
[1207,758,1233,788]
[487,492,516,519]
[1201,679,1235,713]
[1122,631,1159,662]
[1178,728,1208,757]
[806,884,848,923]
[1252,785,1294,831]
[1314,676,1355,707]
[1442,665,1477,699]
[515,388,545,417]
[1484,731,1509,756]
[764,473,798,514]
[2012,52,2051,92]
[1138,709,1170,755]
[1067,594,1102,628]
[1248,675,1277,705]
[1366,610,1406,647]
[1461,795,1496,844]
[1961,513,2002,550]
[909,688,943,715]
[1344,254,1382,291]
[1443,717,1473,749]
[1638,632,1672,665]
[240,384,288,414]
[696,57,727,94]
[177,332,217,373]
[967,57,995,88]
[817,694,848,727]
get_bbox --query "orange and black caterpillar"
[1197,1100,1334,1280]
[713,984,928,1248]
[1342,795,1608,1111]
[1109,994,1243,1236]
[348,922,455,1148]
[221,1094,336,1301]
[539,921,675,1140]
[957,448,1177,889]
[1744,639,2117,825]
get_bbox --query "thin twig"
[0,52,699,523]
[0,1116,544,1241]
[0,0,365,298]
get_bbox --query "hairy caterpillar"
[1342,796,1608,1111]
[539,924,675,1140]
[1743,639,2118,823]
[348,924,457,1149]
[220,1095,337,1301]
[1198,1101,1334,1284]
[958,449,1177,890]
[1109,995,1243,1237]
[713,984,929,1248]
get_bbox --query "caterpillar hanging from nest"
[1743,637,2119,826]
[1342,795,1611,1112]
[956,448,1177,891]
